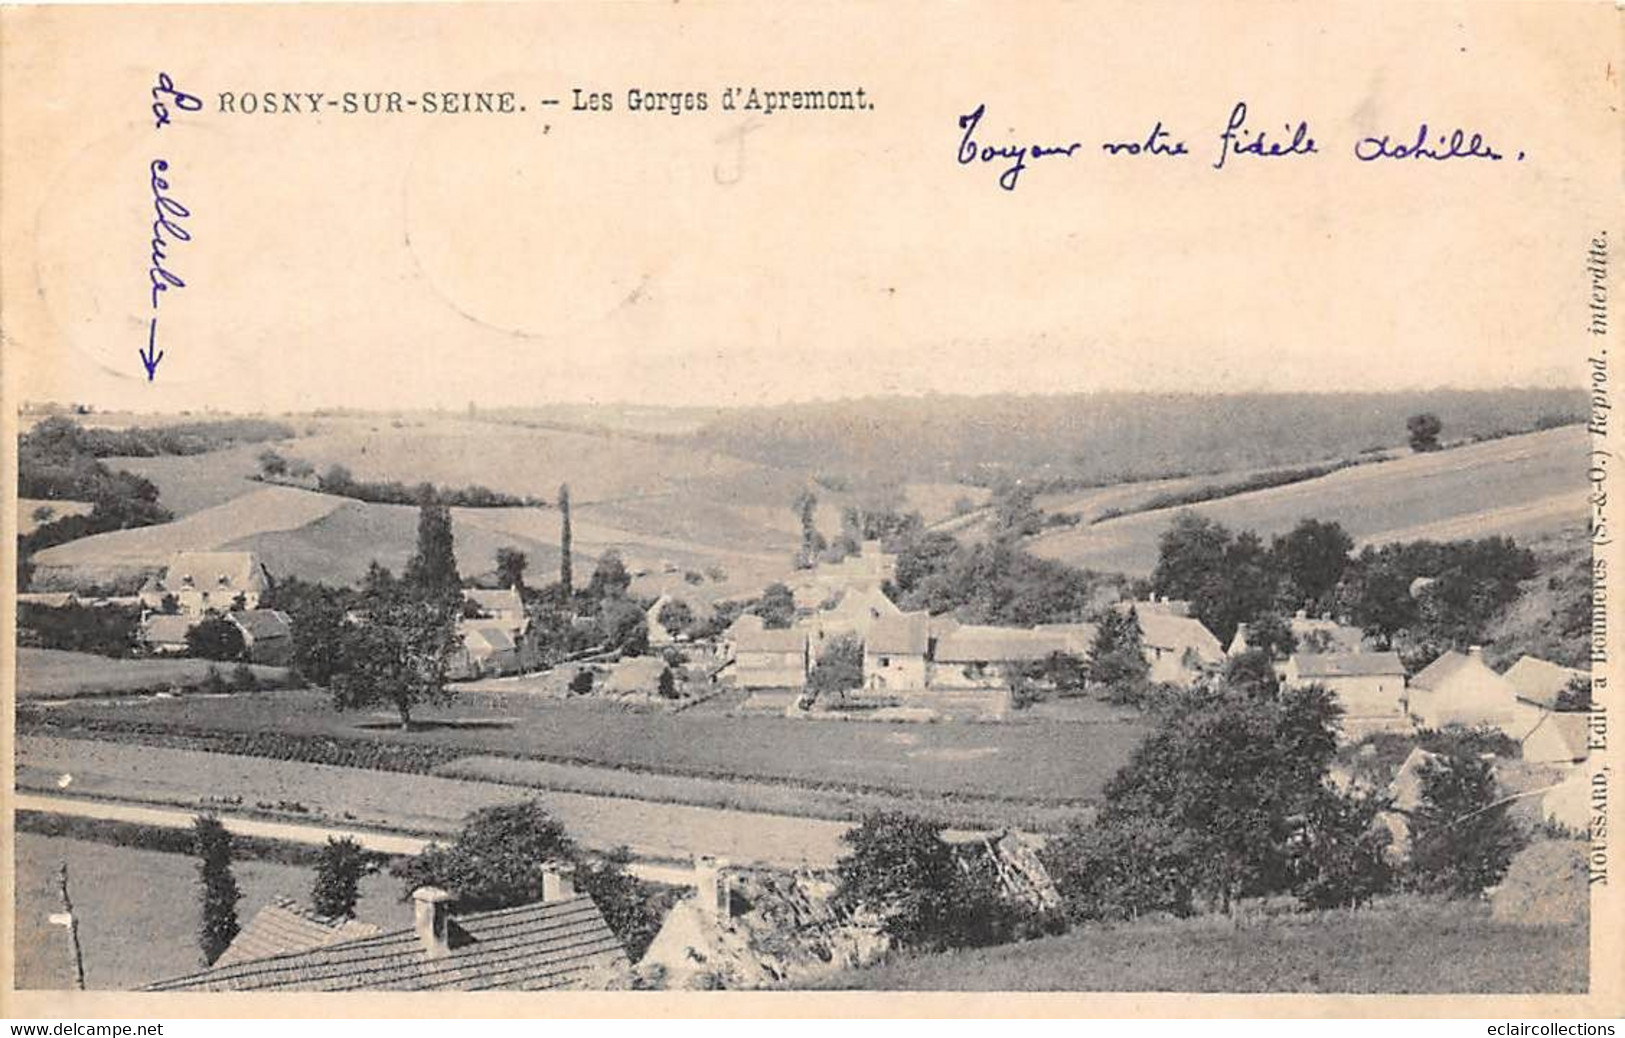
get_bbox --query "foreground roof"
[145,895,626,993]
[933,625,1079,663]
[214,900,382,967]
[865,612,931,655]
[140,614,198,644]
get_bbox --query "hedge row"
[15,809,395,868]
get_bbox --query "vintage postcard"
[1,0,1621,1020]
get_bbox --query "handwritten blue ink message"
[142,72,201,380]
[957,100,1522,191]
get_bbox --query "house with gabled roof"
[1116,602,1224,687]
[1406,646,1519,732]
[145,869,627,992]
[228,608,294,665]
[930,624,1088,690]
[734,626,809,689]
[1282,651,1407,733]
[139,613,199,656]
[861,612,933,691]
[450,621,521,680]
[463,587,525,630]
[803,584,902,652]
[140,551,273,616]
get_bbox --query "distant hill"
[1027,426,1588,576]
[685,389,1586,487]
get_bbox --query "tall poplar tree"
[558,483,574,595]
[194,815,241,965]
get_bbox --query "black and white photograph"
[1,0,1619,1018]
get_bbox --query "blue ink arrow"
[141,318,164,381]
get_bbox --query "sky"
[2,1,1616,414]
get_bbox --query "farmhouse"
[1405,647,1519,731]
[1502,653,1586,733]
[735,625,810,689]
[803,584,902,651]
[861,612,933,690]
[930,625,1085,690]
[788,539,898,609]
[462,587,525,629]
[1282,651,1407,733]
[1117,602,1224,687]
[720,612,764,661]
[145,868,627,992]
[140,551,273,616]
[450,620,522,679]
[139,613,197,656]
[228,608,295,665]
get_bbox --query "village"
[11,403,1601,994]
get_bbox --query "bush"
[569,669,595,695]
[1405,750,1525,897]
[17,602,142,658]
[186,617,246,663]
[311,837,372,919]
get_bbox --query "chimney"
[1468,645,1484,661]
[694,855,731,919]
[1295,609,1308,620]
[412,887,454,958]
[541,860,577,903]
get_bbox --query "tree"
[558,483,574,594]
[1287,785,1393,910]
[330,582,460,730]
[656,598,695,636]
[1555,675,1592,712]
[992,483,1044,539]
[569,668,595,695]
[657,666,678,699]
[1086,608,1150,701]
[311,837,371,919]
[834,813,979,950]
[755,582,797,629]
[1150,511,1234,636]
[1244,611,1297,660]
[807,634,865,698]
[194,815,241,965]
[597,596,649,655]
[586,550,632,602]
[265,576,349,685]
[403,503,461,605]
[792,489,825,569]
[1406,750,1524,897]
[1273,519,1354,613]
[391,800,666,957]
[1048,681,1351,918]
[185,616,246,662]
[494,547,528,591]
[1407,413,1443,452]
[257,449,288,478]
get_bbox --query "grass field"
[16,649,292,700]
[20,688,1144,805]
[15,735,863,867]
[820,899,1587,993]
[1029,427,1588,576]
[14,832,411,990]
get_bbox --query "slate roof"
[1134,612,1225,662]
[1292,651,1405,678]
[461,621,517,655]
[465,588,524,616]
[1409,650,1481,692]
[161,551,269,593]
[214,900,382,967]
[229,609,293,641]
[1503,655,1587,708]
[736,626,807,654]
[145,895,626,993]
[141,614,198,645]
[933,625,1078,663]
[865,612,931,656]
